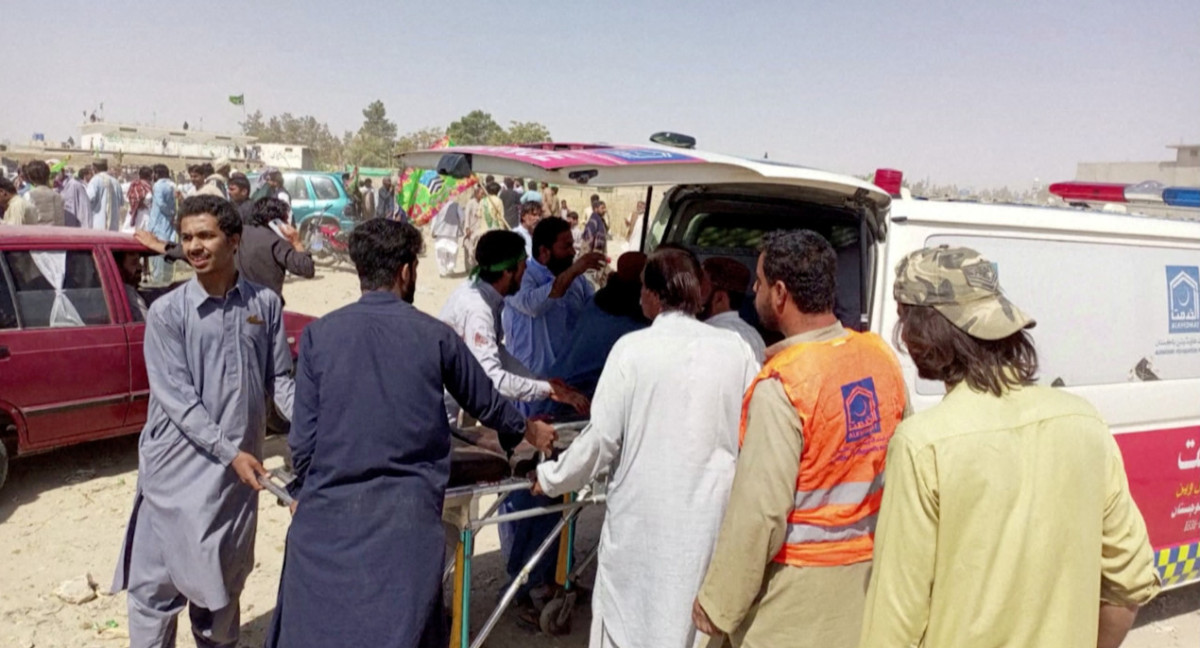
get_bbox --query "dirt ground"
[0,232,1196,647]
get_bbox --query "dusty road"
[0,241,1196,647]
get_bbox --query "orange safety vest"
[739,330,906,568]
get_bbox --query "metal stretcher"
[259,420,605,648]
[442,420,605,648]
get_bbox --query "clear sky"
[4,0,1196,189]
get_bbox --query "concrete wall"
[1076,161,1200,186]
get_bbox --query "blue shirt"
[532,300,647,417]
[149,178,177,240]
[502,258,594,378]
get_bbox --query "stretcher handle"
[258,470,295,506]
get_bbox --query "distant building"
[257,143,312,170]
[1076,144,1200,186]
[79,121,258,162]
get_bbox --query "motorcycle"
[302,212,353,267]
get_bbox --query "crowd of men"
[0,156,1166,648]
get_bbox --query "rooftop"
[80,121,256,145]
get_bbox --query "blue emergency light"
[1163,187,1200,208]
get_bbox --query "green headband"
[470,252,527,279]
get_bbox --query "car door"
[309,174,344,219]
[105,245,152,428]
[285,173,315,221]
[0,246,131,450]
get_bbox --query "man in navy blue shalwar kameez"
[266,219,557,648]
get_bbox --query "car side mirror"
[437,153,473,179]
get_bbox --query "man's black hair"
[589,193,600,205]
[178,195,243,239]
[24,160,50,185]
[503,177,514,189]
[532,216,571,258]
[486,182,501,195]
[485,174,495,184]
[349,218,424,292]
[93,159,109,172]
[153,164,170,180]
[228,174,251,194]
[196,163,214,177]
[251,196,289,227]
[138,166,153,181]
[0,177,16,194]
[520,201,542,217]
[77,166,93,180]
[475,230,527,283]
[759,230,837,314]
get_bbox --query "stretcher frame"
[257,422,604,648]
[443,421,605,648]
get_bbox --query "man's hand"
[230,452,267,490]
[692,598,719,636]
[549,379,590,416]
[133,229,168,255]
[279,223,304,251]
[523,419,558,455]
[550,252,606,298]
[289,500,298,515]
[530,477,545,497]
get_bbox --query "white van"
[401,142,1200,590]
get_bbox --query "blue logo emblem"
[841,377,881,442]
[1167,266,1200,334]
[599,148,698,163]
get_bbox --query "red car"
[0,226,314,490]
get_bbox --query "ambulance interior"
[648,186,874,342]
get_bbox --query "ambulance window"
[921,234,1200,390]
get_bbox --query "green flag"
[228,94,244,106]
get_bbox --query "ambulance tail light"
[1048,181,1127,203]
[875,168,903,196]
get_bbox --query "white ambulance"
[401,142,1200,589]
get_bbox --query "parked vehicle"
[0,226,315,490]
[402,141,1200,590]
[304,210,354,267]
[248,171,356,228]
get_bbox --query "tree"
[241,110,345,170]
[345,101,398,167]
[447,110,506,146]
[359,100,397,141]
[395,127,446,153]
[501,121,551,145]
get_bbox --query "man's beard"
[547,254,573,275]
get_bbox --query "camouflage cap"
[893,245,1035,340]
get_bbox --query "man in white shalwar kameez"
[535,246,759,648]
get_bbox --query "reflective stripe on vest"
[740,330,906,569]
[785,513,878,544]
[793,472,885,510]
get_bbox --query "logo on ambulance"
[1167,266,1200,334]
[841,377,881,442]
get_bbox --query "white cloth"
[537,312,760,648]
[439,279,551,424]
[30,251,84,327]
[706,311,767,364]
[514,225,533,259]
[434,237,458,277]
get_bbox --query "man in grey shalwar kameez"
[111,195,295,648]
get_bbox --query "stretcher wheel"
[539,596,574,635]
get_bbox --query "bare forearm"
[1097,603,1137,648]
